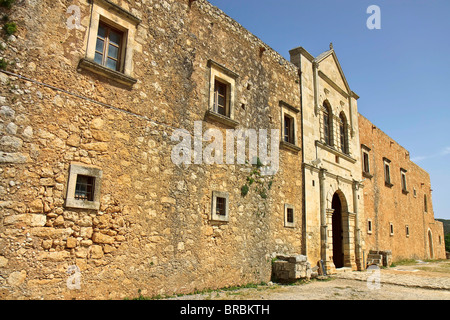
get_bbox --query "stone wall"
[0,0,303,299]
[358,114,446,262]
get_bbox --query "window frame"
[279,101,301,152]
[424,194,428,213]
[65,163,103,210]
[339,113,349,155]
[284,204,295,228]
[283,114,295,144]
[383,157,393,187]
[211,191,229,222]
[367,219,373,234]
[322,102,333,146]
[400,168,408,194]
[80,0,141,86]
[213,79,229,117]
[94,22,125,72]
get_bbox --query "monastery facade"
[0,0,445,299]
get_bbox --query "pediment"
[315,50,350,95]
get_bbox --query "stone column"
[325,208,336,274]
[342,211,357,270]
[319,169,335,273]
[352,180,363,270]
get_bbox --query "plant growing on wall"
[0,0,16,70]
[241,157,274,216]
[0,0,15,9]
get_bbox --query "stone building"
[289,46,364,274]
[359,114,446,262]
[0,0,445,299]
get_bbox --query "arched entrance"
[332,193,344,268]
[428,230,434,259]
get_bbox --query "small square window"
[284,204,295,228]
[75,175,95,201]
[211,191,229,222]
[215,196,227,216]
[65,163,102,210]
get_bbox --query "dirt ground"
[168,260,450,300]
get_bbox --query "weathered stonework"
[0,0,302,299]
[359,114,446,262]
[0,0,445,300]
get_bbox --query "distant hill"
[436,219,450,235]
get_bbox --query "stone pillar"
[319,169,335,274]
[352,180,364,270]
[325,208,336,274]
[342,212,357,270]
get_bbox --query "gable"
[317,52,349,94]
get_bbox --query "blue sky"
[208,0,450,219]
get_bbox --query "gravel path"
[167,260,450,300]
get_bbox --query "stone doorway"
[332,193,344,268]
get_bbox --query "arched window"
[322,101,333,146]
[339,112,349,154]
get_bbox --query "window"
[94,22,124,72]
[213,79,228,116]
[284,114,295,144]
[211,191,229,222]
[361,145,372,178]
[322,102,332,146]
[413,188,417,197]
[215,196,227,216]
[75,175,95,201]
[406,225,410,237]
[363,151,370,173]
[279,101,301,152]
[284,204,295,228]
[206,60,239,128]
[339,113,348,154]
[367,219,373,234]
[401,169,408,194]
[65,163,103,210]
[383,158,393,187]
[79,0,141,86]
[390,223,394,236]
[424,194,428,213]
